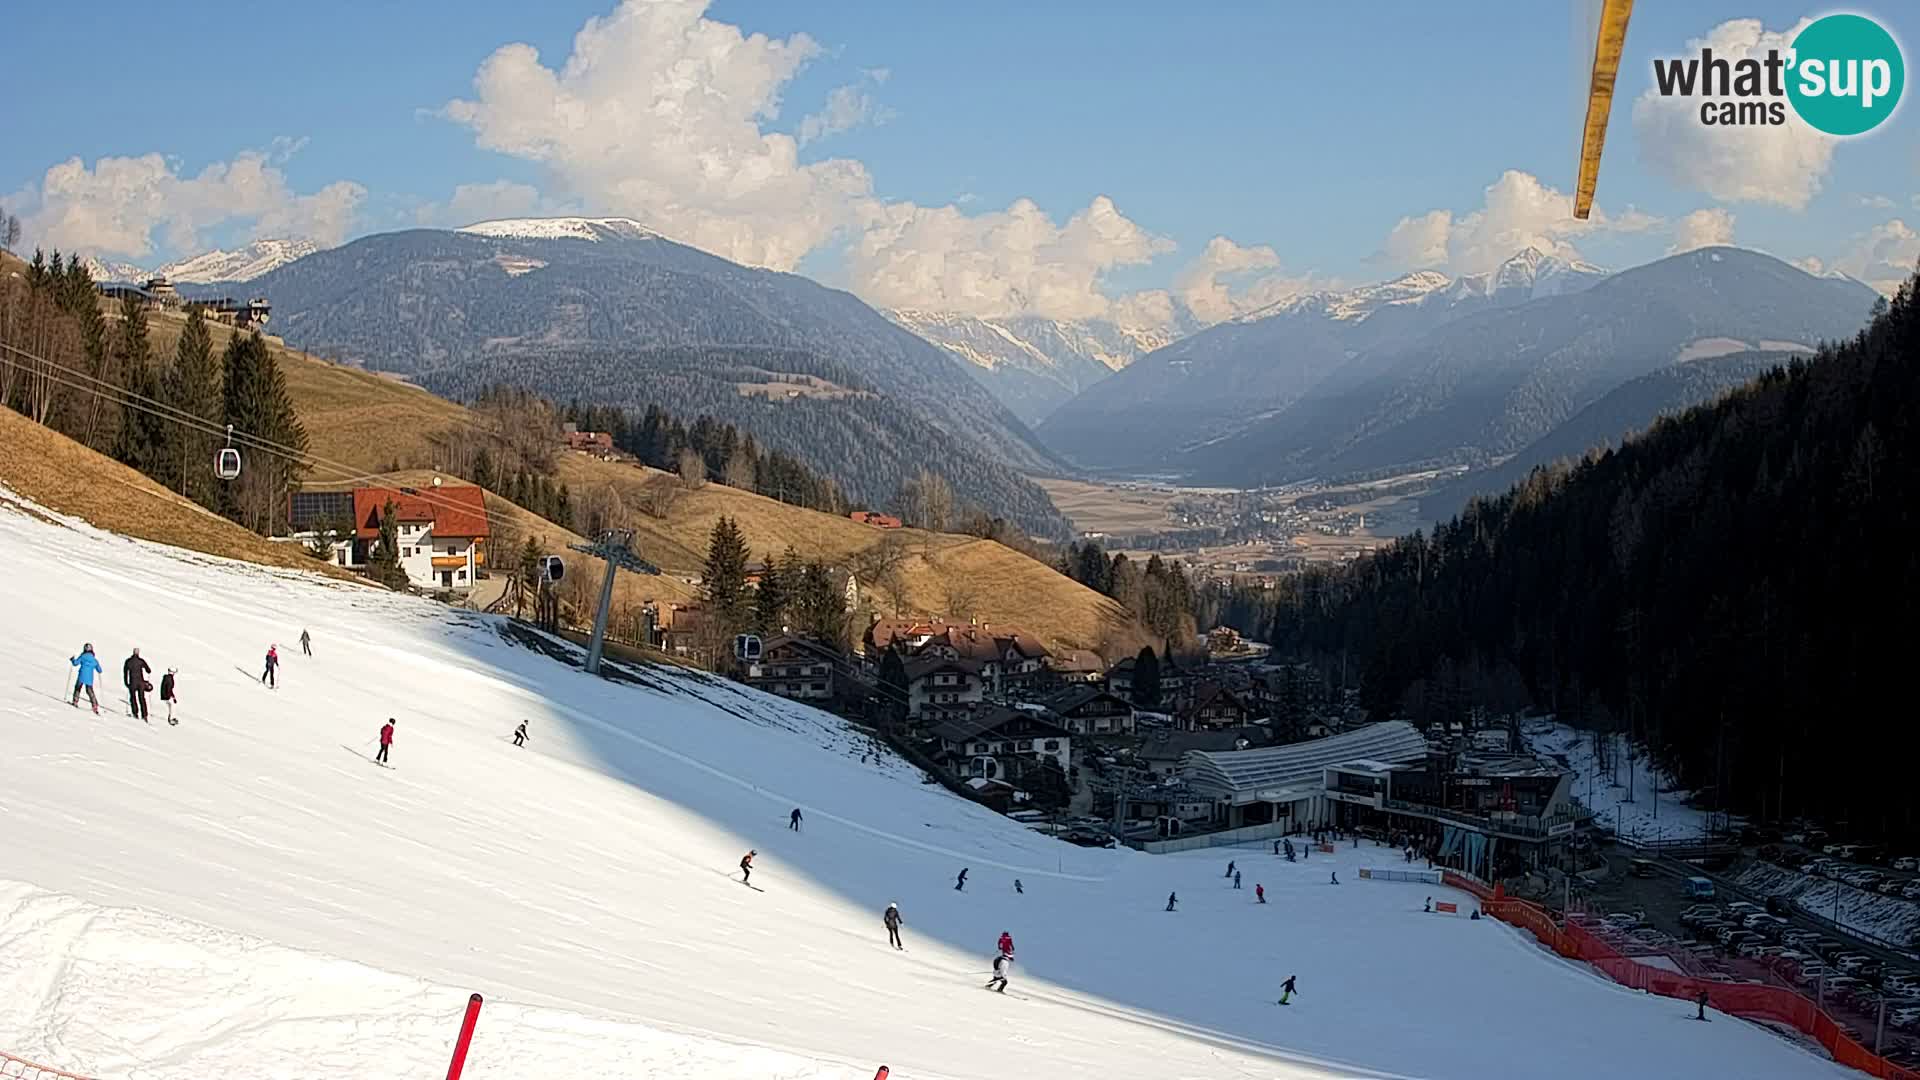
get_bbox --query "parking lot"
[1572,849,1920,1069]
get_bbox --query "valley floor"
[0,487,1847,1079]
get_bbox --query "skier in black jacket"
[122,648,152,722]
[884,902,904,949]
[512,720,529,747]
[159,668,178,725]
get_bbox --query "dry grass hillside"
[0,406,364,585]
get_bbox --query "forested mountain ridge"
[1266,272,1916,836]
[1419,349,1794,522]
[190,222,1072,537]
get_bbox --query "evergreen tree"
[472,446,496,493]
[1132,646,1162,708]
[557,483,573,529]
[515,537,543,618]
[368,501,410,589]
[753,549,787,634]
[878,645,909,727]
[219,332,308,534]
[703,515,751,632]
[111,293,168,479]
[163,306,221,507]
[794,560,847,646]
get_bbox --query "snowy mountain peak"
[80,238,321,286]
[457,217,661,243]
[157,238,320,284]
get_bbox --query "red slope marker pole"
[446,993,484,1080]
[872,1069,890,1080]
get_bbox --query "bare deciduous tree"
[677,448,708,489]
[723,449,756,492]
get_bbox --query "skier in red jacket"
[997,931,1014,957]
[376,719,395,764]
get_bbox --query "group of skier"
[69,643,179,725]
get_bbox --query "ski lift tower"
[567,528,661,676]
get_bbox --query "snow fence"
[0,1051,94,1080]
[1442,872,1920,1080]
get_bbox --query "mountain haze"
[1042,248,1878,487]
[1039,249,1608,474]
[885,309,1187,426]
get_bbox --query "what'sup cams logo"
[1652,13,1904,136]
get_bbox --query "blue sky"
[3,1,1914,318]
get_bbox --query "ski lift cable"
[0,342,545,530]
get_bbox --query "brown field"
[0,406,366,584]
[1035,477,1182,535]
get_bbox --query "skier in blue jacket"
[70,644,103,713]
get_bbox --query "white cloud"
[441,0,1199,322]
[416,180,568,227]
[1171,236,1324,323]
[443,0,869,271]
[1825,219,1919,295]
[847,195,1173,321]
[799,83,894,146]
[1381,170,1651,275]
[1669,207,1736,253]
[17,149,364,259]
[1631,18,1834,209]
[1857,194,1896,209]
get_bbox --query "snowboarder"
[1255,883,1266,904]
[1424,896,1432,913]
[1225,859,1236,878]
[955,868,969,892]
[300,629,311,656]
[1330,871,1339,885]
[790,807,803,831]
[740,850,756,884]
[985,951,1012,994]
[1014,879,1024,895]
[70,644,102,713]
[122,647,152,721]
[1279,975,1298,1005]
[512,720,529,747]
[998,931,1014,957]
[159,668,178,725]
[1470,909,1481,921]
[1695,989,1710,1021]
[1233,870,1243,890]
[884,902,904,949]
[376,718,395,764]
[1273,839,1283,856]
[261,645,279,688]
[1165,892,1178,912]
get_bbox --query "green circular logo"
[1787,14,1904,136]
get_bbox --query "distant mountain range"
[883,309,1189,426]
[195,217,1073,537]
[83,238,320,285]
[1040,247,1880,489]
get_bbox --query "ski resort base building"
[1178,720,1585,874]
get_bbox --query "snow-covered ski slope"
[0,487,1846,1080]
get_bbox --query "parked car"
[1740,942,1781,959]
[1603,912,1643,929]
[1892,856,1919,872]
[1824,842,1851,856]
[1782,930,1821,948]
[1796,963,1831,985]
[1879,880,1906,895]
[1901,882,1920,900]
[1891,1007,1920,1031]
[1681,905,1720,925]
[1836,954,1876,973]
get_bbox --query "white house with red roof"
[291,482,490,592]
